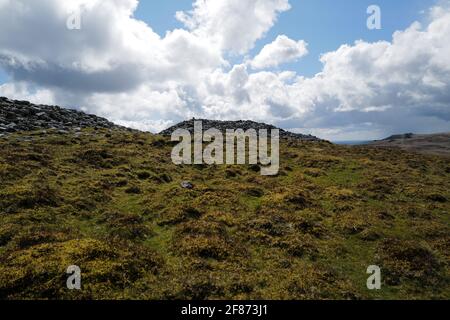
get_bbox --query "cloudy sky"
[0,0,449,140]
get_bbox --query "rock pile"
[1,97,323,142]
[160,118,322,141]
[0,97,128,135]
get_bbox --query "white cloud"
[250,35,308,69]
[176,0,291,54]
[315,16,450,113]
[0,0,449,140]
[0,0,224,94]
[0,82,55,105]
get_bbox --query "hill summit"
[160,118,322,141]
[1,97,320,141]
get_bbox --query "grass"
[0,129,448,299]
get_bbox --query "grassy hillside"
[0,129,449,299]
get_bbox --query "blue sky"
[134,0,435,76]
[0,67,8,85]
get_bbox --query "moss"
[286,263,359,300]
[0,239,163,299]
[245,187,264,198]
[157,206,203,226]
[171,220,234,260]
[304,168,325,177]
[174,235,231,260]
[0,129,448,299]
[427,193,447,203]
[285,191,312,210]
[136,171,151,180]
[73,149,119,168]
[100,211,154,241]
[125,186,142,195]
[0,180,61,213]
[276,234,318,258]
[376,239,444,287]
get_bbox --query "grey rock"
[0,97,132,135]
[14,100,31,106]
[180,181,194,189]
[160,118,323,141]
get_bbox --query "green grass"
[0,129,448,299]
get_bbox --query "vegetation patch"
[0,129,448,299]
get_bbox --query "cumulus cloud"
[0,0,223,94]
[250,35,308,70]
[0,0,449,139]
[296,3,450,139]
[315,17,450,113]
[0,82,55,105]
[176,0,291,54]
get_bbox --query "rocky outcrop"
[160,118,322,141]
[0,97,129,135]
[1,97,323,142]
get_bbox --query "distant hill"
[368,132,450,157]
[160,118,323,141]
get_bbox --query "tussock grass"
[0,129,448,299]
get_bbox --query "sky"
[0,0,449,140]
[135,0,432,77]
